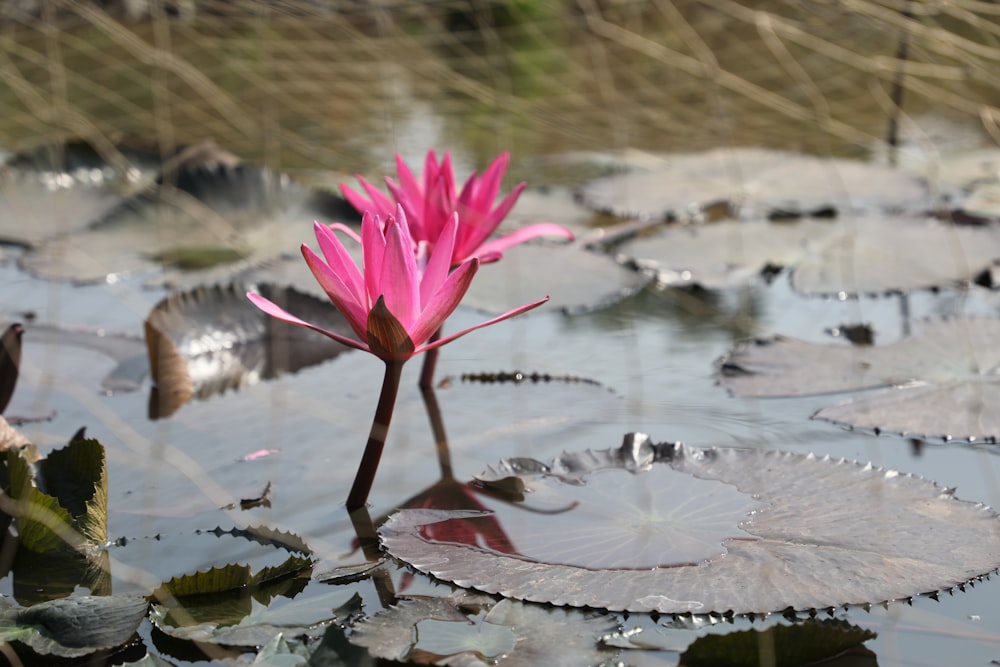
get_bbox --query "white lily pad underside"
[380,434,1000,615]
[719,317,1000,442]
[615,216,1000,294]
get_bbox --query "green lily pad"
[680,619,876,667]
[0,594,148,658]
[4,437,107,555]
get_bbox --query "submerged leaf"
[719,317,1000,442]
[381,434,1000,614]
[349,593,618,667]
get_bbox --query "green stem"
[346,360,404,511]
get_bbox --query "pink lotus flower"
[247,206,548,362]
[340,150,573,265]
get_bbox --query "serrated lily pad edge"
[379,434,1000,616]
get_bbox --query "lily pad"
[349,593,618,667]
[144,283,354,418]
[719,317,1000,442]
[149,587,358,648]
[0,141,157,247]
[679,619,876,667]
[460,243,649,315]
[0,323,23,414]
[18,155,351,286]
[380,433,1000,614]
[614,216,1000,294]
[0,594,148,658]
[577,149,928,221]
[4,436,107,554]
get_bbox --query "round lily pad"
[719,317,1000,443]
[577,149,928,221]
[614,215,1000,295]
[144,282,353,418]
[380,433,1000,615]
[460,243,650,315]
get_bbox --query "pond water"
[3,1,1000,665]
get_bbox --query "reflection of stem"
[348,505,397,609]
[421,382,453,480]
[469,481,580,515]
[346,360,404,511]
[418,327,442,390]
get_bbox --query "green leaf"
[149,589,360,648]
[0,594,147,658]
[680,620,877,667]
[5,448,78,555]
[38,437,108,545]
[152,556,314,629]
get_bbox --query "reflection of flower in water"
[408,478,518,556]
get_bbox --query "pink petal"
[487,181,527,225]
[472,151,510,210]
[301,246,369,341]
[417,295,550,354]
[379,209,421,331]
[456,182,527,254]
[247,292,371,353]
[326,222,362,244]
[396,153,424,200]
[470,222,575,262]
[385,178,426,242]
[361,211,387,304]
[313,222,365,302]
[410,258,479,346]
[340,178,394,217]
[421,151,442,197]
[421,212,459,305]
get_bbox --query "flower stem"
[346,360,405,511]
[418,326,442,390]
